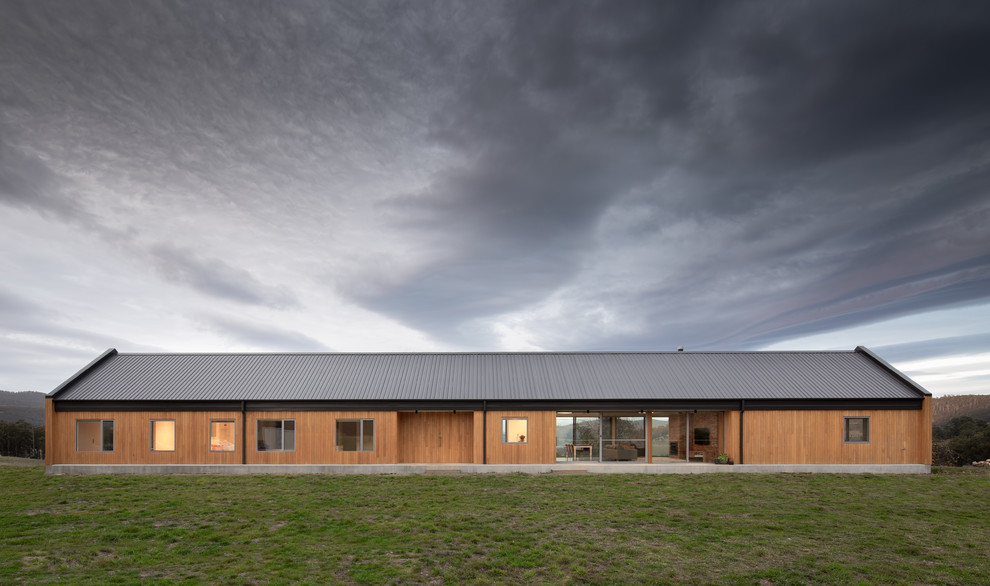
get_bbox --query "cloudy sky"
[2,1,989,396]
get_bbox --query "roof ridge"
[115,349,858,357]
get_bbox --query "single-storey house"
[45,347,932,473]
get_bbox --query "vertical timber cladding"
[246,411,399,465]
[739,405,931,465]
[484,411,556,465]
[48,409,242,465]
[397,412,475,463]
[723,411,741,463]
[44,398,54,466]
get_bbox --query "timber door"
[398,412,474,463]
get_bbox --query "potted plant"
[714,452,734,465]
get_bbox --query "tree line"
[932,416,990,466]
[0,420,45,459]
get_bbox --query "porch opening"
[555,411,721,463]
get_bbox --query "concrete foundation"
[46,463,931,475]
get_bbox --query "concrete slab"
[45,463,931,475]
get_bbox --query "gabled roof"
[49,347,929,405]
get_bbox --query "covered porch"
[555,410,724,464]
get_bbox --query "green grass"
[1,464,988,584]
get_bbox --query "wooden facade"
[46,401,931,466]
[46,401,243,466]
[721,396,932,465]
[397,412,474,463]
[46,405,559,466]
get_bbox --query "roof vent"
[677,346,684,352]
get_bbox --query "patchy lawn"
[1,466,987,584]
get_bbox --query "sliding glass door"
[556,413,601,461]
[602,415,647,461]
[651,416,670,458]
[557,412,651,462]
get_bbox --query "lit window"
[257,419,295,452]
[844,417,870,443]
[150,420,176,452]
[210,419,236,452]
[502,417,528,444]
[336,419,375,452]
[76,419,114,452]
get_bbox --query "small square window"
[257,419,296,452]
[76,419,114,452]
[336,419,375,452]
[210,420,236,452]
[844,417,870,443]
[502,417,528,444]
[150,420,176,452]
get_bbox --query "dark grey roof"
[49,347,928,403]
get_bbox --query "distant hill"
[932,395,990,426]
[0,391,45,426]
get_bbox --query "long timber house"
[45,347,932,474]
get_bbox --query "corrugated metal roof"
[50,349,927,402]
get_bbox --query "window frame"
[256,419,296,452]
[149,419,176,452]
[76,419,115,453]
[501,416,529,444]
[209,419,237,452]
[335,418,375,452]
[843,416,871,444]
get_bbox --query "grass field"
[1,462,988,584]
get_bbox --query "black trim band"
[54,398,925,412]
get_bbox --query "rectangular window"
[76,419,114,452]
[502,417,528,444]
[150,419,176,452]
[335,419,375,452]
[257,419,295,452]
[210,419,236,452]
[844,417,870,443]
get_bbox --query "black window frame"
[843,416,871,444]
[209,419,237,453]
[256,419,296,452]
[149,419,176,452]
[335,419,375,452]
[502,416,529,444]
[76,419,115,453]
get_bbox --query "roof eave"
[47,348,118,399]
[855,346,932,397]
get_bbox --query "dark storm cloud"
[0,141,84,222]
[0,286,141,353]
[146,245,297,309]
[352,1,990,349]
[356,3,721,340]
[0,287,48,325]
[710,254,990,348]
[198,316,329,352]
[2,0,989,367]
[875,334,990,364]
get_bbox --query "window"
[844,417,870,443]
[150,420,176,452]
[257,419,295,452]
[210,419,236,452]
[336,419,375,452]
[76,419,114,452]
[502,417,528,443]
